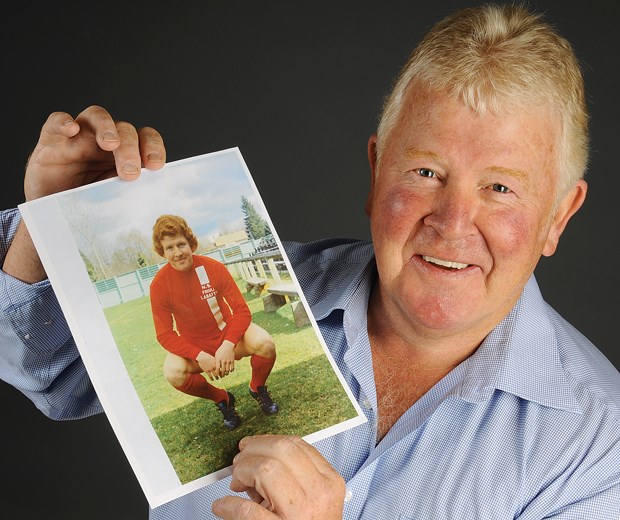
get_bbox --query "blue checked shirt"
[1,209,619,518]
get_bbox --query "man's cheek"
[488,210,531,254]
[374,189,423,235]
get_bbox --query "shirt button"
[24,333,31,340]
[344,490,353,503]
[44,319,53,325]
[362,398,372,410]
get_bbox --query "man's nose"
[423,186,478,241]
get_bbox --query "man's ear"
[365,134,379,217]
[542,179,588,257]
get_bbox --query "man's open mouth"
[422,255,469,270]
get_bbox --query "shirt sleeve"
[0,208,102,420]
[149,274,204,360]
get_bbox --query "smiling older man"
[1,3,619,520]
[210,4,618,518]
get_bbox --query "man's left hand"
[214,341,236,377]
[211,435,345,520]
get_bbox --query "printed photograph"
[19,148,365,507]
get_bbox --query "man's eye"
[492,183,511,194]
[418,168,436,178]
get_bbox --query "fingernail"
[63,119,76,126]
[103,131,118,142]
[147,152,163,163]
[122,161,139,175]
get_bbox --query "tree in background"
[241,196,271,239]
[81,251,97,282]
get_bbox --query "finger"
[237,435,306,459]
[245,488,265,504]
[39,112,81,143]
[230,436,346,518]
[73,105,121,152]
[73,106,141,180]
[229,452,306,513]
[137,126,166,171]
[113,121,142,180]
[280,436,338,478]
[211,496,278,520]
[236,435,339,483]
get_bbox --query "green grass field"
[104,280,358,483]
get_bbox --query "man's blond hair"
[376,3,588,199]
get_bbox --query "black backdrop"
[2,2,618,518]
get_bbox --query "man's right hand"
[23,105,166,201]
[196,351,220,381]
[3,105,166,283]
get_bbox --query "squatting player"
[149,214,278,429]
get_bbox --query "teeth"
[422,255,469,270]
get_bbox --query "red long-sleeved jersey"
[149,255,251,359]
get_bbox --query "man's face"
[366,84,586,343]
[161,234,194,272]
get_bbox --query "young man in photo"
[150,214,279,430]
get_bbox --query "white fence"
[93,238,286,309]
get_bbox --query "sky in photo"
[58,148,270,252]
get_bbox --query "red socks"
[175,373,228,403]
[174,355,276,400]
[249,354,276,392]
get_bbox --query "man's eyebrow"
[404,149,444,162]
[486,166,529,179]
[404,150,530,181]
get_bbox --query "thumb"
[212,496,276,520]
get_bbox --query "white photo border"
[19,148,366,508]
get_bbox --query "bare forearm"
[2,220,47,283]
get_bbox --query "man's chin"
[395,286,485,333]
[171,259,193,271]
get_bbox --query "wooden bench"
[263,283,310,328]
[245,277,267,294]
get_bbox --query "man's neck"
[366,281,487,441]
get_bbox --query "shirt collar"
[311,254,376,320]
[315,252,582,414]
[459,275,582,413]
